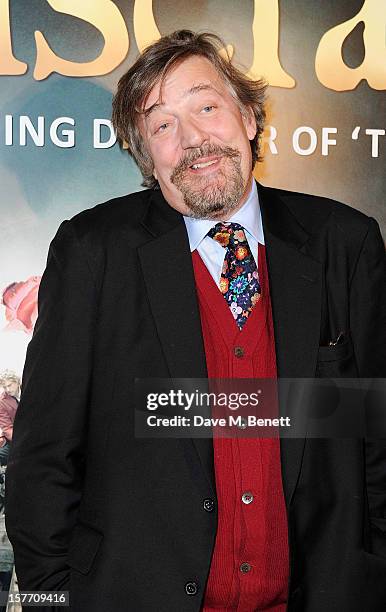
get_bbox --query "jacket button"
[185,581,198,596]
[234,346,244,358]
[203,498,215,512]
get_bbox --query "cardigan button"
[234,346,244,358]
[241,491,254,505]
[237,417,248,429]
[240,562,252,573]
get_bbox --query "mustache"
[170,144,240,181]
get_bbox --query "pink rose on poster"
[1,276,41,335]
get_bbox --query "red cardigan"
[192,244,289,611]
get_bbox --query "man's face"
[5,381,18,397]
[139,56,257,220]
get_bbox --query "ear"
[153,168,158,180]
[242,106,257,140]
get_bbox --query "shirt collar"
[183,179,264,252]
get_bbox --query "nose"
[179,117,209,150]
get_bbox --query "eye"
[154,122,169,134]
[202,105,215,113]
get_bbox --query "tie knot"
[207,222,247,249]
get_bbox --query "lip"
[188,155,222,173]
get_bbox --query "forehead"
[143,55,228,111]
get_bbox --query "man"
[0,378,18,467]
[0,372,20,403]
[0,372,20,604]
[0,371,20,466]
[5,30,386,611]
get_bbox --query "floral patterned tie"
[207,222,261,329]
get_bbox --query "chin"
[184,194,241,220]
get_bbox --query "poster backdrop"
[0,3,385,406]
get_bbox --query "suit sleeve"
[349,217,386,378]
[5,219,98,592]
[349,217,386,561]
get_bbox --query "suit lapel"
[258,183,322,378]
[137,190,216,495]
[258,183,322,505]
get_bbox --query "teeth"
[192,159,217,169]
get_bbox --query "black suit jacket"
[5,182,386,611]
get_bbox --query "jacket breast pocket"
[66,521,104,575]
[316,335,358,376]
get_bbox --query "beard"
[170,144,246,219]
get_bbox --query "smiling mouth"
[171,146,240,185]
[191,159,218,169]
[189,156,221,171]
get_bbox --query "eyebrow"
[143,83,217,118]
